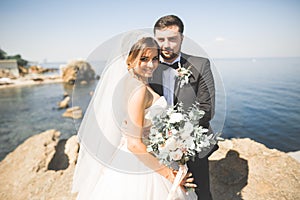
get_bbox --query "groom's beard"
[161,48,179,62]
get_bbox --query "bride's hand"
[164,169,177,183]
[173,171,197,193]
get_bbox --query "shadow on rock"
[210,150,248,200]
[48,139,69,171]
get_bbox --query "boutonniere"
[176,63,192,88]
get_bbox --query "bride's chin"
[144,72,153,77]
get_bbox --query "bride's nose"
[147,61,155,68]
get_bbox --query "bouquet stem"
[166,164,188,200]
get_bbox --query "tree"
[0,49,7,60]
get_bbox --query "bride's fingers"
[185,177,194,183]
[184,183,197,188]
[184,172,193,179]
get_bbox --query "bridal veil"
[72,30,154,196]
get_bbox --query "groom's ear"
[180,34,184,43]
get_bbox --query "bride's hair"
[126,37,160,70]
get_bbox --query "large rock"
[61,60,95,84]
[0,132,299,200]
[0,130,79,200]
[209,138,300,200]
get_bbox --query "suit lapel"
[149,63,164,96]
[173,54,191,105]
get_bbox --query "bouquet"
[145,102,218,199]
[146,101,217,166]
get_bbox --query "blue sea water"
[214,57,300,151]
[0,58,299,160]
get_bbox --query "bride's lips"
[144,69,154,75]
[145,70,154,74]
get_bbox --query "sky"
[0,0,300,62]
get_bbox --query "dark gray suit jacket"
[149,53,215,131]
[149,53,217,199]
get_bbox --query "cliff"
[0,130,299,200]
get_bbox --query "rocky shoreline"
[0,130,299,200]
[0,75,63,89]
[0,59,96,89]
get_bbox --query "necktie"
[161,61,179,70]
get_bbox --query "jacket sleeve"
[194,58,215,129]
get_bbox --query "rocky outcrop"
[0,130,79,200]
[209,138,300,200]
[0,131,299,200]
[61,60,95,85]
[28,65,58,74]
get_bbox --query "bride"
[72,33,197,200]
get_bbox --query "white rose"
[181,121,193,139]
[169,149,183,161]
[184,136,195,149]
[169,113,183,123]
[164,137,178,151]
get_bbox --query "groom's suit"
[149,53,218,200]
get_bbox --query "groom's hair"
[154,15,184,34]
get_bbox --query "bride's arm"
[126,85,175,183]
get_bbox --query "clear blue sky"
[1,0,299,62]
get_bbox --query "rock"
[58,96,70,109]
[18,66,28,75]
[1,133,299,200]
[209,138,300,200]
[61,60,95,85]
[28,65,58,74]
[31,77,44,82]
[62,106,83,119]
[63,92,69,98]
[0,69,17,79]
[0,130,78,200]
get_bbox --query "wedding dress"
[74,94,197,200]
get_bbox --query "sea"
[0,57,299,161]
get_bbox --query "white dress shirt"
[161,54,181,105]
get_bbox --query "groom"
[150,15,217,200]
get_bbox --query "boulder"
[209,138,300,200]
[61,60,95,85]
[58,96,70,109]
[0,130,79,200]
[62,106,83,119]
[0,132,299,200]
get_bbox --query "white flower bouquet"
[146,102,217,166]
[145,102,218,199]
